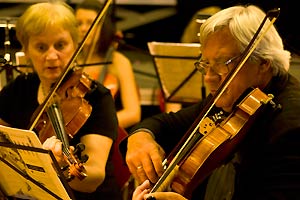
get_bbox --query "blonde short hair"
[16,1,78,50]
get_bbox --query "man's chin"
[215,102,233,112]
[222,106,232,113]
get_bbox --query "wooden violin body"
[37,69,93,143]
[153,88,275,198]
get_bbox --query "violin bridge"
[199,117,216,135]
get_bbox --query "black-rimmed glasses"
[194,54,241,75]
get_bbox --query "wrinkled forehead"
[201,28,240,56]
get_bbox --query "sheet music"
[0,125,72,200]
[148,42,204,103]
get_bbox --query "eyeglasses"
[194,54,241,75]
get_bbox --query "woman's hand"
[42,136,65,165]
[126,131,165,184]
[133,180,188,200]
[132,180,151,200]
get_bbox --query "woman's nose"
[45,47,58,60]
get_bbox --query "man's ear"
[260,59,272,73]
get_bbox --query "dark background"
[0,0,299,54]
[120,0,300,55]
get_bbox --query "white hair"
[200,5,291,74]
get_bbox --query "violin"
[154,88,276,197]
[149,8,281,199]
[36,69,93,144]
[28,0,113,181]
[34,68,92,181]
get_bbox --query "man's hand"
[126,131,165,184]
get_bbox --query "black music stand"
[147,42,205,104]
[0,125,75,200]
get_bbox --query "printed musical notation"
[0,125,72,200]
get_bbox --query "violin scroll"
[60,142,89,181]
[68,163,87,181]
[63,146,88,181]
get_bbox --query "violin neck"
[47,103,71,150]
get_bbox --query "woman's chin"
[45,74,61,83]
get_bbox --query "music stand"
[0,17,27,90]
[0,125,75,200]
[147,42,204,104]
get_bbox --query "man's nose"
[204,69,220,83]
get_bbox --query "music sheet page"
[0,125,72,200]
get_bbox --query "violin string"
[41,86,75,163]
[47,104,76,165]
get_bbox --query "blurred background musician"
[75,0,141,130]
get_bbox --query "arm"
[69,134,112,192]
[65,83,118,193]
[113,51,141,128]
